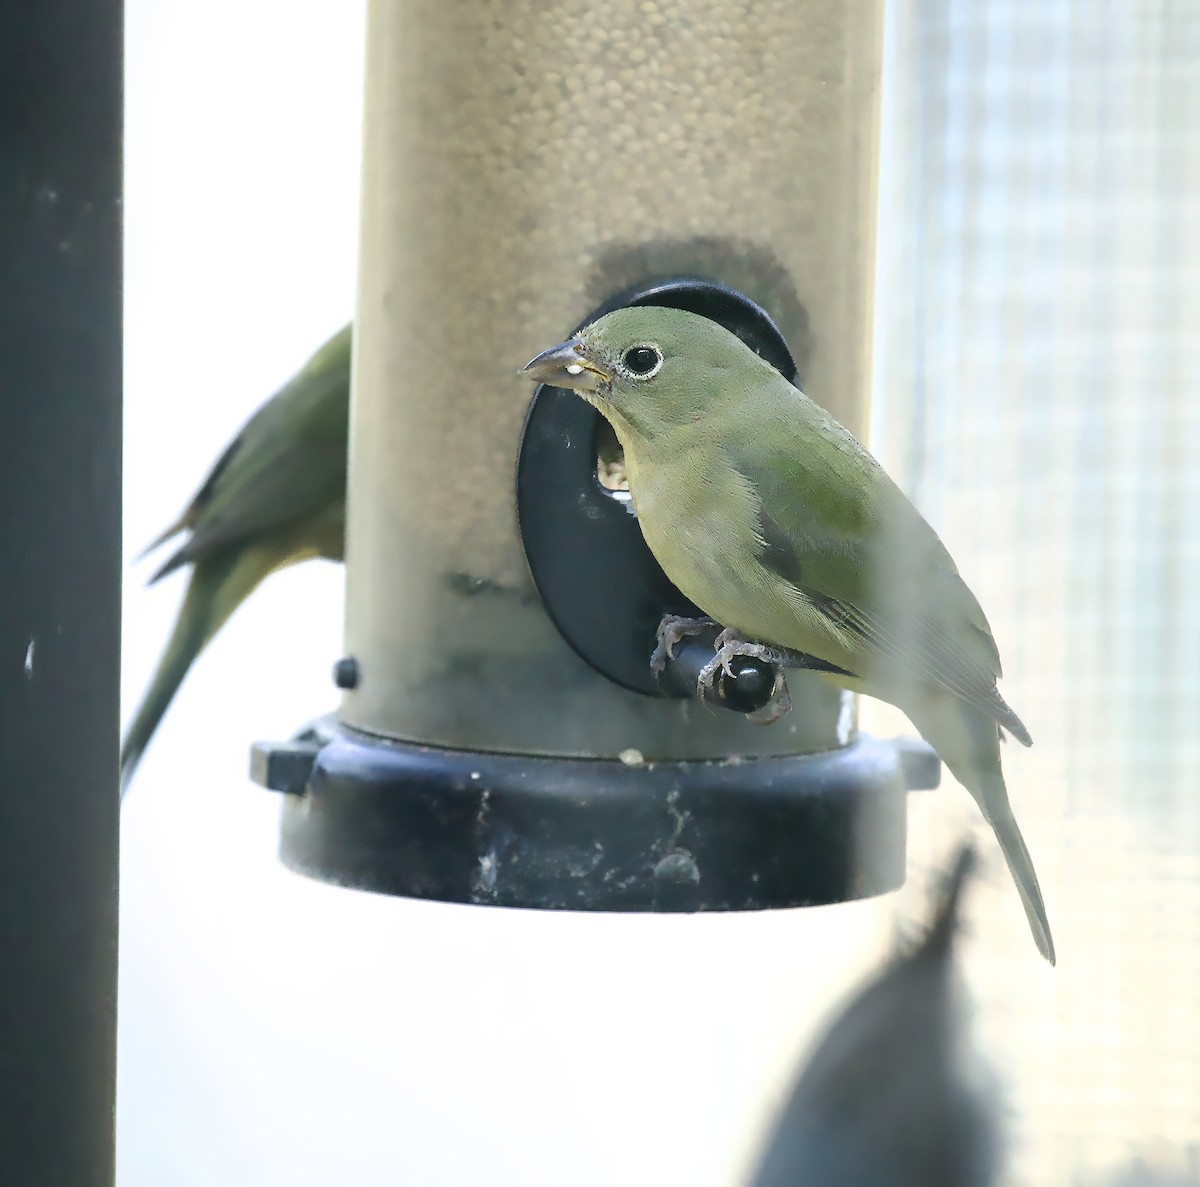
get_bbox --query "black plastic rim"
[276,724,913,912]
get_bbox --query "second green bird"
[120,325,352,795]
[523,306,1055,965]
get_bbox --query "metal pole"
[0,0,122,1182]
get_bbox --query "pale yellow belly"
[630,463,862,676]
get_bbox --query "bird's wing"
[149,330,351,581]
[723,396,1031,745]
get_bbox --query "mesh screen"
[871,2,1200,1183]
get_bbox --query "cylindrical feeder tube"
[344,0,884,760]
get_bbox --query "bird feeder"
[251,0,938,909]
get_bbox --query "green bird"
[523,307,1055,964]
[120,324,352,796]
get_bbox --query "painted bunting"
[120,324,351,795]
[523,306,1055,964]
[750,845,999,1187]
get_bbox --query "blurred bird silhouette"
[748,844,1000,1187]
[120,325,351,795]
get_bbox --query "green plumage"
[524,306,1055,964]
[120,325,351,795]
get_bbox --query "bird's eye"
[621,345,663,378]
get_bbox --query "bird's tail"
[982,789,1055,965]
[906,695,1056,966]
[119,546,285,797]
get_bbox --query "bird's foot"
[650,613,719,675]
[697,629,793,721]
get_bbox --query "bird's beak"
[521,339,610,392]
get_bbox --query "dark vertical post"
[0,0,122,1183]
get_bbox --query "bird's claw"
[696,629,793,722]
[650,614,718,676]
